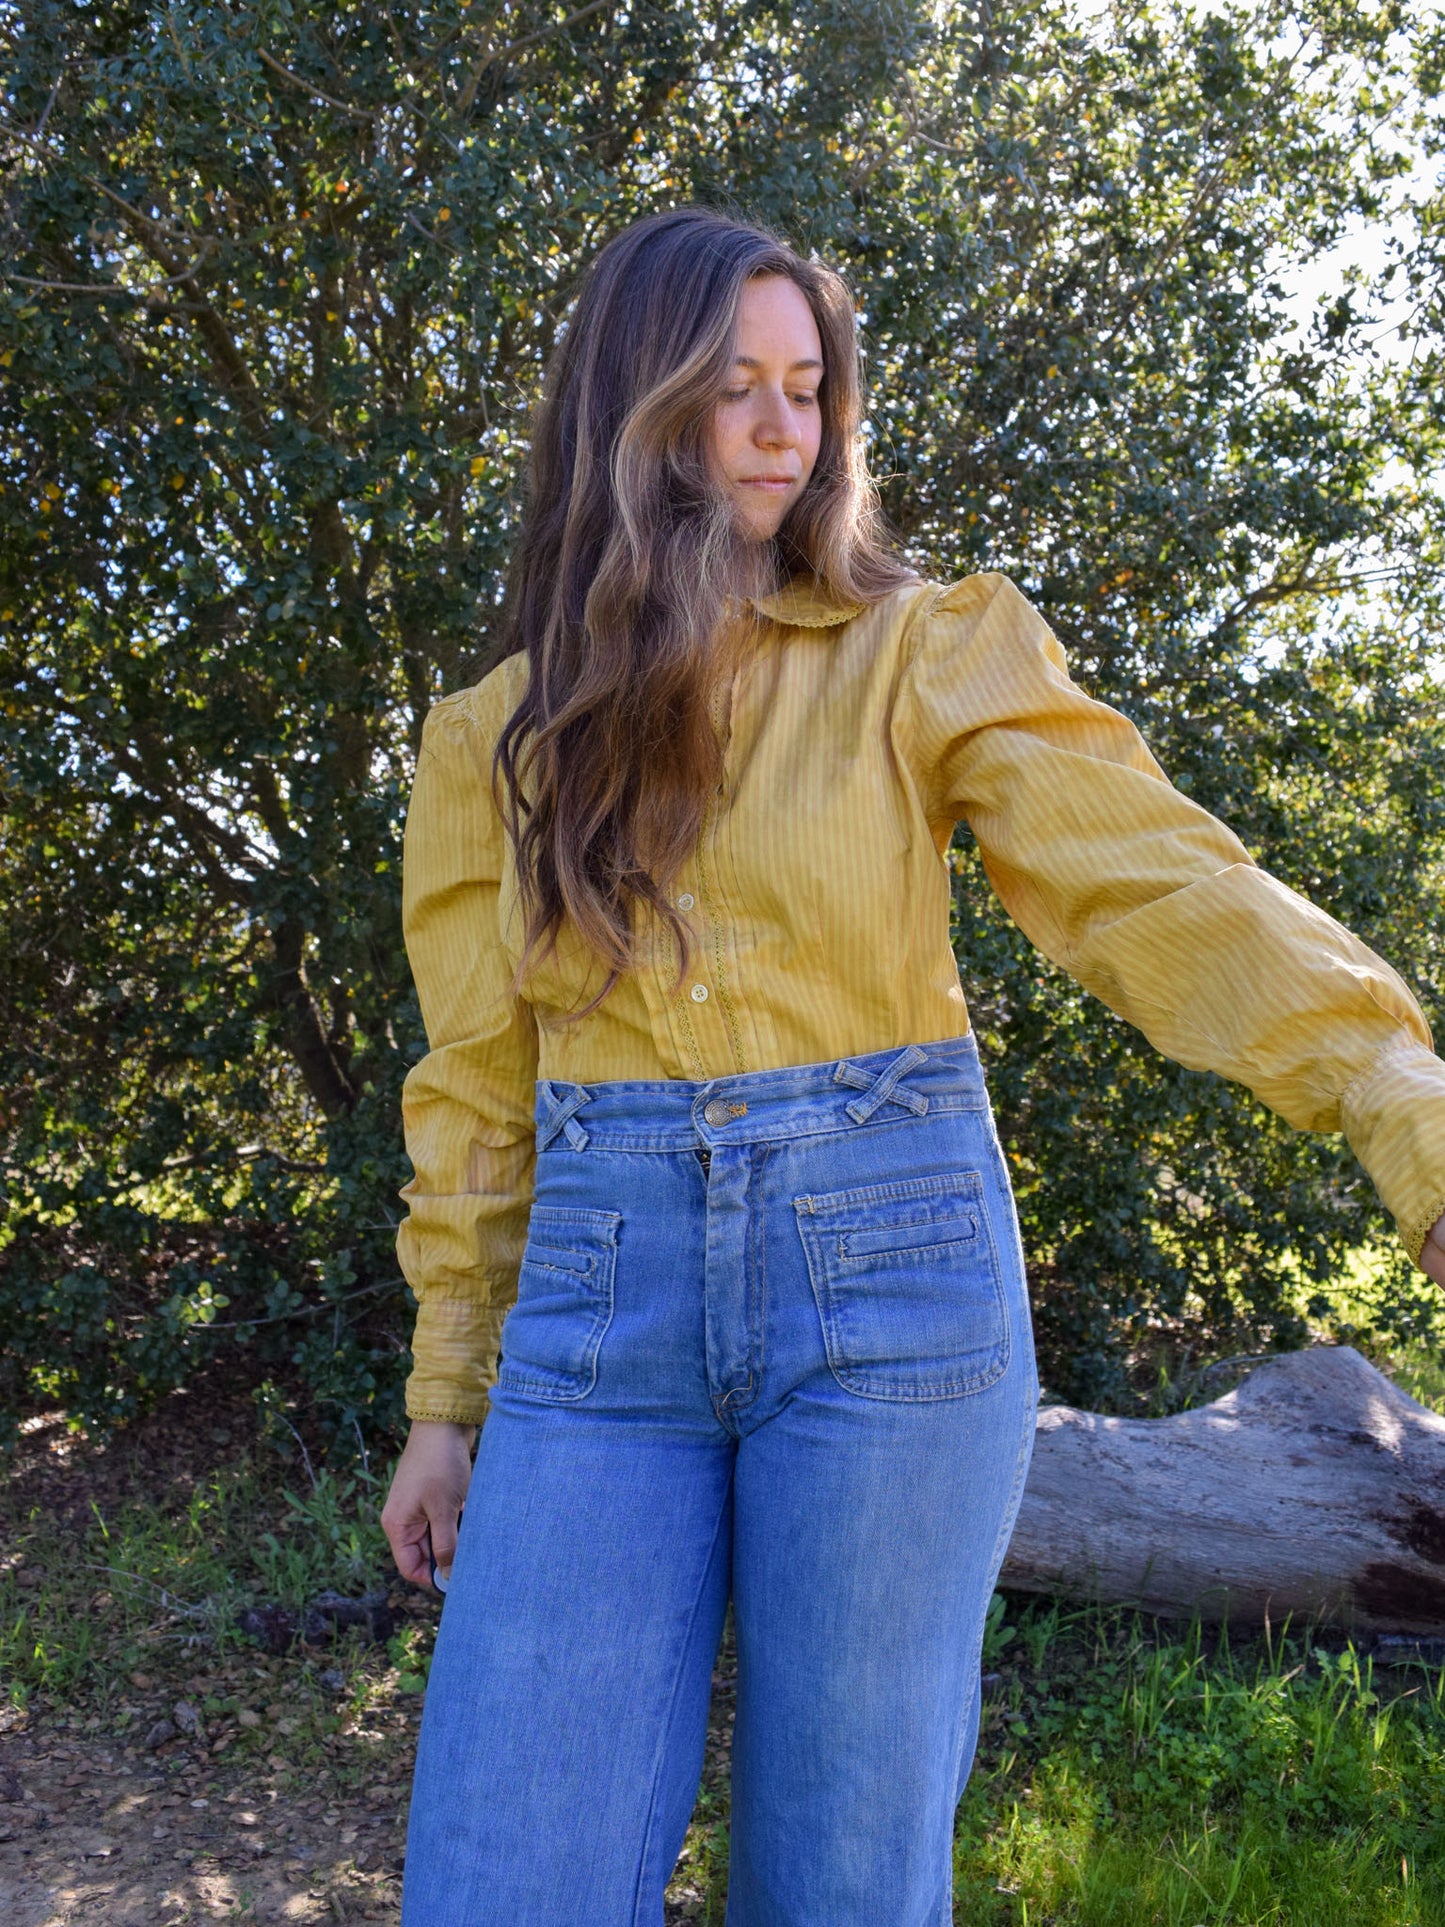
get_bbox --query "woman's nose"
[754,393,799,448]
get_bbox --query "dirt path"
[0,1701,410,1923]
[0,1647,735,1924]
[0,1397,735,1924]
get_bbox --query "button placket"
[693,791,748,1074]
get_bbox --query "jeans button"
[702,1097,733,1126]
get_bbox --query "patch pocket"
[497,1205,621,1402]
[793,1170,1008,1400]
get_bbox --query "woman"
[383,207,1445,1925]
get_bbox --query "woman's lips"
[737,476,795,491]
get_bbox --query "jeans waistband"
[534,1032,988,1154]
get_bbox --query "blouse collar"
[749,578,865,629]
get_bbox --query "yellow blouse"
[397,572,1445,1424]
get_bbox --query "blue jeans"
[402,1035,1039,1927]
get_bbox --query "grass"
[5,1334,1445,1923]
[651,1586,1445,1925]
[2,1453,392,1710]
[950,1599,1445,1925]
[0,1413,434,1822]
[941,1323,1445,1926]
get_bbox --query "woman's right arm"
[382,685,539,1586]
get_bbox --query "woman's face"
[710,274,824,541]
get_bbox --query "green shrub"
[3,0,1443,1442]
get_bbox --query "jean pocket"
[793,1170,1009,1400]
[497,1205,621,1402]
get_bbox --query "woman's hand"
[1422,1213,1445,1289]
[381,1419,477,1589]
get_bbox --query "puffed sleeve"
[897,572,1445,1265]
[396,682,538,1425]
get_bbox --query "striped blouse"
[397,571,1445,1424]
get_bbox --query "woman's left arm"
[898,572,1445,1277]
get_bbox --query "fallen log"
[234,1588,396,1653]
[999,1344,1445,1634]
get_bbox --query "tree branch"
[2,247,213,297]
[248,761,294,853]
[160,1143,326,1175]
[1202,559,1429,644]
[264,917,358,1118]
[254,46,373,121]
[113,733,267,890]
[81,181,273,438]
[455,0,610,118]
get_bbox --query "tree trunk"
[999,1345,1445,1634]
[266,917,357,1119]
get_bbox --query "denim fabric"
[401,1033,1039,1927]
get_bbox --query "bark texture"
[999,1345,1445,1633]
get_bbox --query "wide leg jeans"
[401,1033,1039,1926]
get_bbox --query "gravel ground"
[0,1394,736,1924]
[0,1705,409,1923]
[0,1646,736,1924]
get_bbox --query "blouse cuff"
[1340,1034,1445,1266]
[405,1294,510,1428]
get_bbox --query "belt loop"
[537,1081,593,1151]
[833,1044,931,1125]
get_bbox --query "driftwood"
[234,1588,396,1653]
[999,1345,1445,1634]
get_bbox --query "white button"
[690,983,709,1003]
[677,893,695,910]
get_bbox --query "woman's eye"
[791,393,818,408]
[722,388,750,402]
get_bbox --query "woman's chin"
[734,502,790,543]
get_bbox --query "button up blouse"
[397,572,1445,1424]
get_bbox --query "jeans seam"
[982,1132,1037,1580]
[984,1359,1038,1589]
[753,1142,770,1411]
[567,1100,990,1155]
[946,1354,1038,1829]
[631,1476,733,1927]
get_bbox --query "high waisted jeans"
[401,1033,1039,1927]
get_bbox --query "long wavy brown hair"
[494,206,916,1014]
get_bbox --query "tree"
[1,0,1441,1442]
